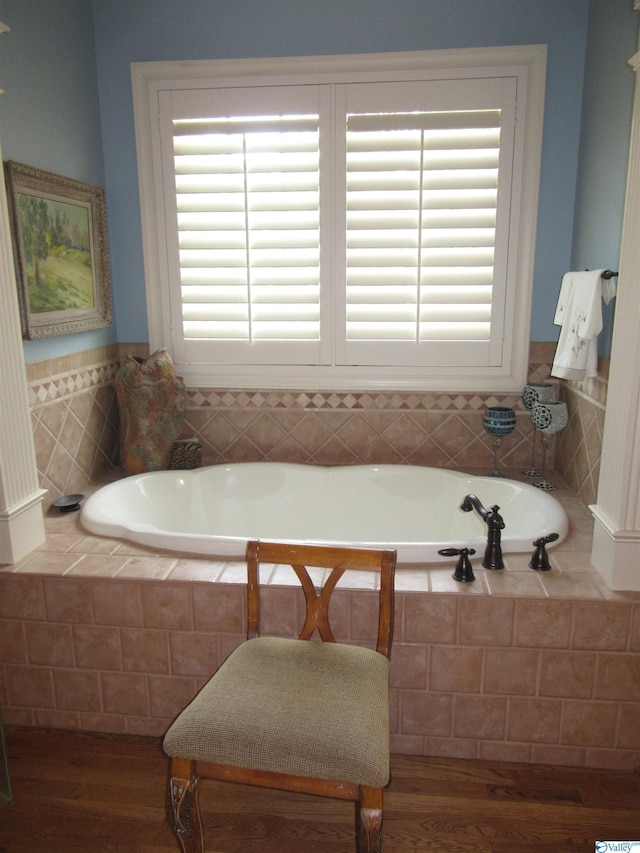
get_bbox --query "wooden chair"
[163,539,397,852]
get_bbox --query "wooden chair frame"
[166,539,397,853]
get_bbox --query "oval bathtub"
[81,463,569,564]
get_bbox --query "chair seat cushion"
[163,636,390,787]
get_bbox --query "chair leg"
[356,786,383,852]
[167,758,204,853]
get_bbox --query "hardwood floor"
[0,729,639,852]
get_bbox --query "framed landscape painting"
[4,161,112,339]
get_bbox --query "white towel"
[550,269,617,381]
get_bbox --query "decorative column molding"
[0,30,46,562]
[590,46,640,590]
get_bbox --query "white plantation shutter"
[346,114,498,339]
[159,87,328,365]
[340,78,516,367]
[139,50,543,388]
[175,118,320,339]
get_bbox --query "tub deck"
[5,469,598,596]
[1,469,639,771]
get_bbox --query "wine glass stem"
[493,436,502,473]
[540,434,550,480]
[531,428,538,469]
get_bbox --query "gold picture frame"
[4,160,113,339]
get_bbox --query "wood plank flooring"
[0,728,639,852]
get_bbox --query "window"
[133,47,546,391]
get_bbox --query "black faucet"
[460,494,505,570]
[438,547,477,583]
[529,532,559,571]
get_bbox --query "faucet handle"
[529,533,560,571]
[438,547,477,583]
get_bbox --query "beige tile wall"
[555,370,608,506]
[27,341,604,509]
[27,344,141,508]
[1,563,638,770]
[8,342,631,773]
[3,377,637,771]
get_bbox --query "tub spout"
[460,493,489,520]
[460,494,505,570]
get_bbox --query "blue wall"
[92,0,591,345]
[0,0,637,363]
[0,0,116,361]
[571,0,638,355]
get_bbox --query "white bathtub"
[80,463,569,564]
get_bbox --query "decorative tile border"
[25,342,565,413]
[185,388,529,412]
[29,362,121,408]
[562,374,608,410]
[26,344,148,409]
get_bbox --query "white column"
[0,22,46,562]
[590,46,640,591]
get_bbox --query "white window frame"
[132,46,546,392]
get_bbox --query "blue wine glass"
[483,406,516,477]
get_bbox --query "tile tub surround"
[27,343,148,510]
[28,341,605,510]
[0,483,638,771]
[555,371,608,507]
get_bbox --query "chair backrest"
[246,540,397,659]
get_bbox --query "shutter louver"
[173,116,321,345]
[345,111,501,347]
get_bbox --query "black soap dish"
[53,494,85,513]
